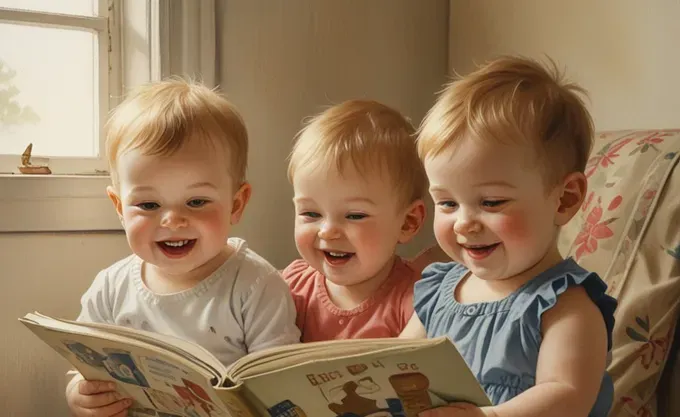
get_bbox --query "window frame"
[0,0,156,232]
[0,0,115,174]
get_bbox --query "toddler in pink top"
[282,99,428,342]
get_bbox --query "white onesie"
[77,237,300,366]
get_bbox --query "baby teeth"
[328,252,348,257]
[164,240,189,247]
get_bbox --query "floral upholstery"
[558,130,680,417]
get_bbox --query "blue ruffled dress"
[414,258,617,417]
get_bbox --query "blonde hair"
[105,78,248,187]
[417,55,594,187]
[288,99,427,206]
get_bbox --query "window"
[0,0,155,232]
[0,0,117,175]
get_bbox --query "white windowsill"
[0,0,155,233]
[0,174,122,232]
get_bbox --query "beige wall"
[0,233,130,416]
[1,2,448,416]
[220,0,448,266]
[449,0,680,131]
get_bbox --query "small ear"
[230,182,252,225]
[106,186,124,224]
[398,199,426,244]
[555,172,587,226]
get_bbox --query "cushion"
[558,130,680,417]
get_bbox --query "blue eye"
[346,213,367,220]
[136,202,159,211]
[300,211,321,218]
[187,199,208,208]
[482,200,507,208]
[437,201,457,209]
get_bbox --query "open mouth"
[322,250,354,266]
[157,239,197,258]
[461,242,500,260]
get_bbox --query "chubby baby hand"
[66,373,132,417]
[419,402,495,417]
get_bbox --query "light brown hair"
[106,78,248,187]
[417,56,594,187]
[288,99,427,206]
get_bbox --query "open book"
[20,311,490,417]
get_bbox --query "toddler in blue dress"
[400,56,617,417]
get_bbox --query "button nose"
[318,220,340,239]
[161,210,188,229]
[453,209,481,235]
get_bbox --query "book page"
[40,313,227,379]
[21,319,232,417]
[235,339,490,417]
[227,337,437,379]
[231,344,420,380]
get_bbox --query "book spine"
[217,385,258,417]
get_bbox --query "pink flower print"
[573,196,619,260]
[640,189,657,217]
[626,316,672,370]
[636,406,652,417]
[619,396,652,417]
[620,396,634,406]
[586,137,635,178]
[608,195,623,211]
[639,136,665,145]
[629,132,669,155]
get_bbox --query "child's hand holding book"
[66,372,132,417]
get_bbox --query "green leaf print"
[666,244,680,259]
[626,326,648,343]
[635,315,649,332]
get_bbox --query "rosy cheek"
[197,209,228,229]
[354,222,382,246]
[122,215,155,252]
[293,223,316,249]
[433,213,455,248]
[124,214,152,234]
[433,220,448,242]
[495,210,531,243]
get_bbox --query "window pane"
[0,22,98,158]
[0,0,97,17]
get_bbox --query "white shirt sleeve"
[76,268,115,324]
[241,270,301,352]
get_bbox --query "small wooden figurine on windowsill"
[18,143,51,174]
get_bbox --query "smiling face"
[108,139,250,281]
[292,161,423,290]
[424,137,565,283]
